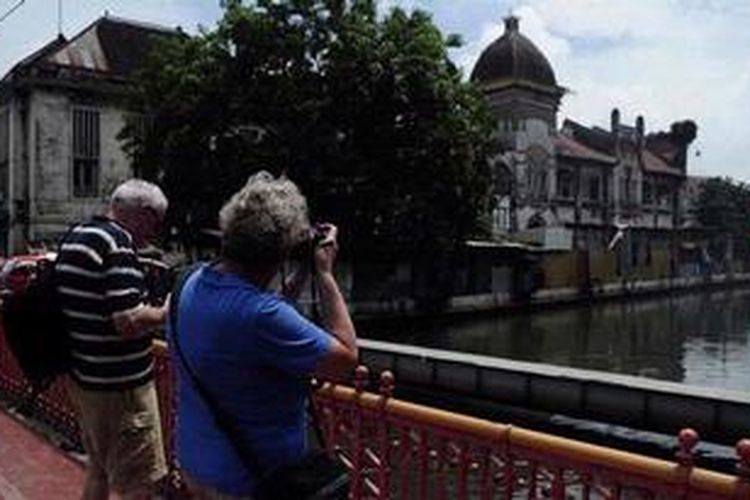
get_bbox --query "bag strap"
[168,263,266,477]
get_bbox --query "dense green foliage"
[121,0,496,259]
[696,177,750,260]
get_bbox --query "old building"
[472,16,697,279]
[0,15,175,253]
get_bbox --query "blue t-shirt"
[169,264,332,495]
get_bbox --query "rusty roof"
[2,15,178,84]
[46,16,178,78]
[641,148,682,176]
[554,134,616,165]
[562,118,685,177]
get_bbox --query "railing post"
[675,428,699,467]
[503,426,514,499]
[351,365,369,500]
[377,371,394,500]
[675,428,699,498]
[736,439,750,481]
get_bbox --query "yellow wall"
[542,246,674,289]
[541,253,580,289]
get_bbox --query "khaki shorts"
[68,380,168,494]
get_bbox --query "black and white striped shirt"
[56,216,153,390]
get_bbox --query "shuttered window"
[72,108,100,198]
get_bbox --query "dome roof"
[471,16,558,89]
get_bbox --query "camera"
[310,224,335,248]
[289,224,334,261]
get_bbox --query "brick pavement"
[0,409,84,499]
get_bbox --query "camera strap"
[309,250,321,324]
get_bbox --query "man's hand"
[112,307,143,338]
[112,303,168,338]
[313,223,338,276]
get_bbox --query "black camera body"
[289,225,332,261]
[310,225,334,248]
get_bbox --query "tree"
[121,0,496,262]
[696,177,750,262]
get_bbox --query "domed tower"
[471,15,564,136]
[472,15,565,231]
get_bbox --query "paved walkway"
[0,409,84,499]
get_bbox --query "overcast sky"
[1,0,748,181]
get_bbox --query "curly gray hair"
[219,171,311,267]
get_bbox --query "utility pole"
[57,0,62,36]
[0,0,24,26]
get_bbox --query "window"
[493,195,511,232]
[643,180,653,205]
[528,169,548,201]
[526,146,549,201]
[658,184,671,207]
[72,108,100,198]
[622,167,633,204]
[587,175,600,201]
[557,169,573,199]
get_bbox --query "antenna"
[57,0,62,36]
[0,0,25,26]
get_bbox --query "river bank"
[349,271,750,319]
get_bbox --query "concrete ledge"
[360,339,750,445]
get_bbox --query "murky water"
[365,288,750,393]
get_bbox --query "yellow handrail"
[314,374,750,498]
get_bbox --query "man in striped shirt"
[57,179,169,500]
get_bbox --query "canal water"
[364,287,750,393]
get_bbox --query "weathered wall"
[17,89,134,246]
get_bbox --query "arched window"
[526,145,550,202]
[557,169,573,199]
[496,164,513,197]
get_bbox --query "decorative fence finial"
[676,428,699,467]
[354,365,369,392]
[736,439,750,480]
[379,370,395,398]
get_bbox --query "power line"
[0,0,25,26]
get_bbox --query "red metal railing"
[1,331,749,499]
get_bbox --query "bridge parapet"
[359,339,750,446]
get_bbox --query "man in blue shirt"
[170,171,358,498]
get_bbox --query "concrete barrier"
[359,339,750,446]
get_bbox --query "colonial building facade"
[0,16,174,253]
[472,16,697,277]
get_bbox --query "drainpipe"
[27,97,35,242]
[7,98,14,254]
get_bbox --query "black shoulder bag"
[169,266,349,500]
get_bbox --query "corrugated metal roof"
[40,16,178,79]
[641,148,683,176]
[554,133,616,165]
[47,25,108,72]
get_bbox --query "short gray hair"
[219,171,310,267]
[110,179,168,215]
